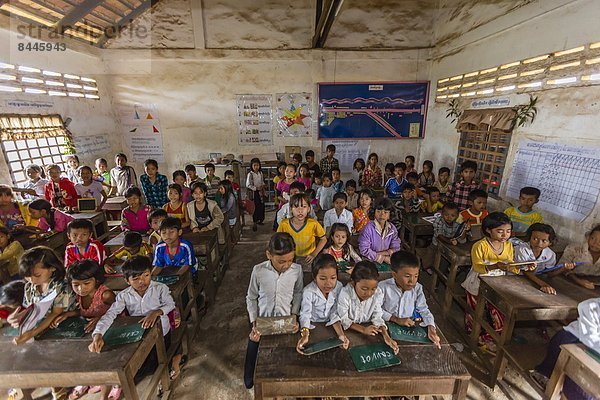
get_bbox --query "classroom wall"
[421,0,600,242]
[103,48,431,174]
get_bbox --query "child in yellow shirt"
[504,186,543,235]
[105,231,152,273]
[421,186,444,213]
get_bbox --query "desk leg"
[490,313,515,386]
[469,294,486,348]
[444,260,459,314]
[410,228,417,253]
[254,382,264,400]
[546,349,568,400]
[155,328,171,394]
[430,248,441,293]
[118,370,140,400]
[453,378,469,400]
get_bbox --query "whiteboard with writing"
[73,135,111,159]
[506,140,600,221]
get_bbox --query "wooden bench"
[13,230,67,255]
[546,344,600,400]
[430,241,474,314]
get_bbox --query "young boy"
[434,167,452,201]
[402,184,421,213]
[148,209,168,248]
[323,192,353,234]
[432,202,467,246]
[202,163,220,197]
[89,256,178,378]
[405,155,416,175]
[292,153,303,167]
[448,160,479,210]
[64,219,106,268]
[457,189,488,226]
[140,159,169,209]
[185,164,200,186]
[345,179,358,210]
[319,144,339,175]
[276,182,316,225]
[105,231,153,271]
[152,217,196,276]
[384,162,408,200]
[316,173,336,211]
[405,172,424,196]
[504,186,543,234]
[379,250,441,348]
[224,170,240,192]
[331,167,344,193]
[311,172,323,193]
[305,150,321,177]
[421,186,444,213]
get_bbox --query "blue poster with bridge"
[318,82,430,140]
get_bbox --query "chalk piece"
[386,322,431,344]
[255,315,297,336]
[103,323,145,346]
[348,343,400,372]
[39,317,87,339]
[302,337,343,355]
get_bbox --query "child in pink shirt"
[121,187,152,233]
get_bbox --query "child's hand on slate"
[428,326,441,349]
[363,325,380,336]
[50,314,68,328]
[249,326,261,342]
[296,334,309,354]
[291,321,299,334]
[339,335,350,349]
[85,317,102,333]
[139,310,161,329]
[395,317,415,327]
[385,336,399,355]
[89,334,105,353]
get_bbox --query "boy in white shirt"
[323,192,353,234]
[316,173,336,211]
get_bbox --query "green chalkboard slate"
[301,337,343,355]
[586,348,600,364]
[103,323,146,346]
[386,322,431,343]
[39,317,87,339]
[152,275,179,285]
[2,326,19,337]
[348,343,400,372]
[376,263,391,272]
[338,261,352,272]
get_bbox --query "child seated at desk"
[504,186,543,235]
[152,217,196,276]
[217,179,237,227]
[421,186,444,213]
[44,164,79,210]
[276,182,316,225]
[401,183,422,213]
[406,172,424,197]
[316,173,336,212]
[336,260,399,354]
[297,163,312,190]
[323,223,362,271]
[75,166,108,211]
[202,163,220,197]
[110,153,138,197]
[105,231,152,273]
[0,184,31,230]
[462,212,514,353]
[434,167,452,202]
[352,189,373,235]
[186,182,225,244]
[148,209,168,248]
[558,224,600,289]
[432,202,467,246]
[457,189,488,228]
[418,160,436,187]
[65,219,106,268]
[244,233,303,389]
[379,250,441,348]
[21,163,48,199]
[358,197,401,265]
[121,186,152,234]
[28,198,74,233]
[89,256,180,382]
[296,254,349,354]
[0,227,24,283]
[163,183,190,230]
[384,162,408,201]
[448,160,479,211]
[331,167,344,193]
[323,192,353,234]
[140,159,169,209]
[185,164,200,186]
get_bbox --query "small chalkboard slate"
[338,261,352,272]
[386,322,431,344]
[103,323,145,346]
[2,326,19,337]
[255,315,297,336]
[301,337,343,355]
[348,343,400,372]
[376,263,391,272]
[152,275,179,285]
[39,317,87,339]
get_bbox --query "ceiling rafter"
[96,0,153,47]
[56,0,105,31]
[312,0,342,48]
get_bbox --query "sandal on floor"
[68,386,89,400]
[88,386,102,394]
[108,385,122,400]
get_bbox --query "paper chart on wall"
[236,95,273,146]
[275,93,313,137]
[73,135,111,158]
[506,140,600,222]
[321,139,371,180]
[118,104,164,162]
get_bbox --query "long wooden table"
[400,212,434,253]
[470,275,599,387]
[546,344,600,400]
[0,317,169,400]
[13,230,66,255]
[255,324,470,399]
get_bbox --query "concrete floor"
[169,211,546,400]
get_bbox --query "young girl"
[218,180,237,227]
[462,212,514,352]
[277,193,327,265]
[418,160,436,187]
[246,157,265,231]
[44,164,79,209]
[172,170,192,203]
[21,164,48,198]
[140,159,169,209]
[0,227,24,283]
[323,223,362,271]
[121,187,152,233]
[52,259,117,400]
[75,166,108,211]
[163,184,190,229]
[297,163,312,190]
[296,253,349,354]
[244,232,303,388]
[358,197,401,264]
[559,224,600,289]
[186,182,225,242]
[94,158,111,186]
[276,164,297,208]
[65,155,82,184]
[336,260,399,353]
[110,153,138,196]
[352,189,373,234]
[362,153,383,190]
[0,185,30,230]
[28,199,74,233]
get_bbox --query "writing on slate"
[360,349,394,364]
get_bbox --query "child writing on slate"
[277,193,327,265]
[163,183,190,229]
[297,254,349,354]
[52,259,118,400]
[352,189,373,234]
[358,197,401,265]
[244,233,303,389]
[64,219,106,268]
[558,224,600,289]
[379,250,441,348]
[0,227,24,283]
[152,217,197,276]
[323,223,362,271]
[28,198,74,233]
[336,260,399,354]
[105,231,153,273]
[121,186,152,233]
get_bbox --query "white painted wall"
[421,0,600,242]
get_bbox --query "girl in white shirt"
[245,157,265,231]
[297,253,349,354]
[21,164,48,198]
[336,260,399,354]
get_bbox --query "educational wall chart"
[506,140,600,221]
[118,104,164,162]
[275,93,313,137]
[73,135,111,159]
[321,139,370,178]
[318,82,430,140]
[236,95,273,146]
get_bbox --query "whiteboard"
[506,140,600,222]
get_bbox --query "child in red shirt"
[64,219,106,269]
[44,164,78,209]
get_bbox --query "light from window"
[2,136,68,185]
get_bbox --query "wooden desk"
[546,344,600,400]
[0,317,169,400]
[431,241,473,314]
[255,324,470,399]
[13,231,66,254]
[400,213,434,253]
[103,196,128,221]
[182,230,220,304]
[471,275,599,387]
[104,232,150,254]
[72,211,109,241]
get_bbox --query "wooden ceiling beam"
[312,0,342,48]
[96,0,153,47]
[56,0,104,30]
